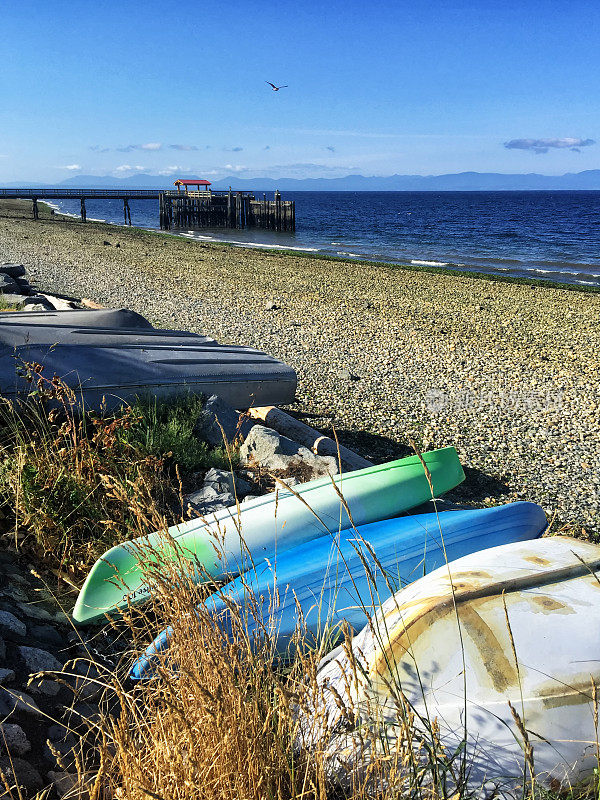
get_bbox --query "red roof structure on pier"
[174,179,212,187]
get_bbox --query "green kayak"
[73,446,464,624]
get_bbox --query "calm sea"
[50,191,600,288]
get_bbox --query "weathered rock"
[13,277,31,293]
[18,646,63,696]
[16,601,55,623]
[0,668,14,683]
[0,274,18,293]
[0,757,43,794]
[0,685,42,717]
[183,484,234,517]
[0,637,5,661]
[196,394,253,447]
[241,494,259,504]
[240,425,338,478]
[30,624,65,649]
[0,723,31,756]
[0,610,26,638]
[48,770,81,799]
[40,293,77,311]
[2,584,29,602]
[0,263,26,278]
[205,467,253,497]
[335,368,360,382]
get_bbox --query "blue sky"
[1,0,598,182]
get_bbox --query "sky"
[0,0,599,183]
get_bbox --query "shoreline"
[46,198,600,292]
[0,199,598,537]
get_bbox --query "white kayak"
[299,536,600,798]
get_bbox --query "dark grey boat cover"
[0,310,296,409]
[0,308,154,330]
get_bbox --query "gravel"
[0,203,598,536]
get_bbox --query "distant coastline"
[5,168,600,192]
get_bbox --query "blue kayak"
[130,502,547,679]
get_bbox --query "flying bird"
[266,81,288,91]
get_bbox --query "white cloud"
[114,164,146,173]
[157,165,182,175]
[61,164,81,170]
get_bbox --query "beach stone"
[48,771,80,799]
[241,494,259,503]
[0,273,18,293]
[0,685,42,717]
[0,757,43,794]
[0,723,31,756]
[18,646,63,696]
[13,277,31,292]
[29,624,65,648]
[204,467,252,497]
[197,394,253,447]
[240,425,338,477]
[184,484,234,517]
[0,263,26,278]
[336,368,360,381]
[265,300,280,310]
[0,610,26,638]
[16,601,55,622]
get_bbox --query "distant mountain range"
[5,169,600,191]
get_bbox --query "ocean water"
[50,191,600,287]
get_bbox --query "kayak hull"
[130,501,546,678]
[73,447,465,623]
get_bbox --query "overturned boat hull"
[300,536,600,798]
[0,309,297,410]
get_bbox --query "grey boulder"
[0,263,26,278]
[0,610,26,638]
[183,468,253,516]
[0,274,18,293]
[240,425,338,478]
[18,646,63,696]
[0,723,31,756]
[197,394,253,447]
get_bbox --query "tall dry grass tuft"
[80,557,329,800]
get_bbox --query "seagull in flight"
[266,81,288,91]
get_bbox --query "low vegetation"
[0,368,233,581]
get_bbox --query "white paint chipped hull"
[301,537,600,797]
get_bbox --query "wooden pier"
[0,184,296,232]
[160,189,295,232]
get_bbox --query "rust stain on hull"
[372,544,600,684]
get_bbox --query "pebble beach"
[0,200,598,536]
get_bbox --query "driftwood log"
[249,406,372,472]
